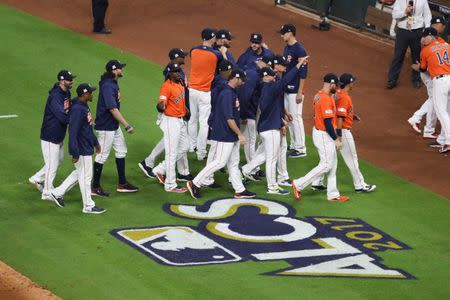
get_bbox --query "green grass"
[1,3,450,300]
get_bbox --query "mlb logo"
[112,226,241,266]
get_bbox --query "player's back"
[188,46,219,91]
[313,91,336,131]
[422,41,450,78]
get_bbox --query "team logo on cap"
[112,198,413,279]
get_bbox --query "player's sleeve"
[336,97,349,118]
[419,48,428,72]
[237,51,247,69]
[103,83,118,110]
[68,108,82,159]
[277,66,300,93]
[221,92,235,120]
[49,94,69,124]
[296,45,308,78]
[159,82,170,104]
[322,100,335,120]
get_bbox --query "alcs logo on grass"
[111,198,413,279]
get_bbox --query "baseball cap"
[166,62,182,73]
[250,33,263,43]
[260,67,276,77]
[230,69,246,81]
[218,60,233,72]
[273,55,288,66]
[431,16,445,25]
[106,59,126,72]
[216,29,233,40]
[422,27,438,37]
[57,70,76,81]
[76,83,97,97]
[201,28,216,41]
[339,73,356,86]
[323,73,339,84]
[260,54,274,66]
[168,48,187,60]
[278,23,296,35]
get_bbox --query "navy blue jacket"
[209,85,240,143]
[69,99,99,159]
[40,83,71,144]
[257,66,300,133]
[214,45,236,66]
[237,47,274,71]
[95,76,120,131]
[237,67,260,120]
[208,74,228,127]
[283,42,308,94]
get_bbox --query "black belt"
[435,75,449,79]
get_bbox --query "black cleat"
[138,160,155,178]
[187,181,201,199]
[234,190,256,199]
[117,182,139,193]
[83,206,107,214]
[50,193,65,208]
[91,187,110,197]
[177,173,194,182]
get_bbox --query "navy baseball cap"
[260,67,276,77]
[166,62,182,73]
[216,29,233,40]
[57,70,76,81]
[278,23,296,35]
[422,27,438,37]
[339,73,356,86]
[250,33,263,43]
[323,73,339,84]
[201,28,216,41]
[168,48,187,60]
[273,55,288,66]
[260,54,273,66]
[106,59,126,72]
[431,16,445,25]
[230,69,246,81]
[76,83,97,97]
[218,60,233,72]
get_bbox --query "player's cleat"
[206,182,221,189]
[386,80,397,89]
[311,184,327,191]
[82,206,107,214]
[177,173,194,182]
[328,195,350,202]
[93,28,112,34]
[187,181,201,199]
[254,170,266,177]
[155,173,166,185]
[278,179,292,187]
[267,187,289,195]
[288,150,307,158]
[407,118,421,134]
[288,145,294,151]
[41,194,53,201]
[439,145,449,154]
[50,193,65,208]
[117,182,139,193]
[355,184,377,193]
[138,160,155,178]
[428,141,442,148]
[291,180,302,200]
[168,185,187,193]
[234,189,257,199]
[423,133,438,139]
[91,187,110,197]
[242,170,260,182]
[28,178,44,193]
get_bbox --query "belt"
[435,74,450,79]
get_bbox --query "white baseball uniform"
[284,93,306,153]
[188,88,211,159]
[95,128,127,164]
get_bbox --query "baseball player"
[139,48,191,181]
[336,74,376,193]
[188,28,228,160]
[49,83,106,214]
[215,29,236,65]
[29,70,75,200]
[279,23,308,158]
[292,73,349,202]
[242,57,307,195]
[92,59,139,196]
[413,27,450,154]
[152,63,191,193]
[187,69,256,199]
[407,16,447,139]
[237,33,274,71]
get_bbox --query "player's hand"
[219,46,228,55]
[411,64,420,71]
[281,126,287,136]
[261,42,269,49]
[241,119,248,125]
[335,139,343,150]
[353,114,361,122]
[72,157,79,164]
[126,125,134,134]
[297,56,309,67]
[95,145,101,154]
[157,101,166,113]
[285,112,293,122]
[296,93,304,104]
[238,134,246,145]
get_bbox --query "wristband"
[125,125,132,131]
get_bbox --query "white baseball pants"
[193,141,245,193]
[52,155,96,211]
[293,128,339,200]
[153,115,190,191]
[144,135,189,175]
[30,140,64,199]
[432,76,450,145]
[188,88,211,158]
[277,135,290,182]
[95,128,127,164]
[200,140,218,186]
[409,98,438,135]
[340,129,368,190]
[241,119,257,164]
[284,93,306,153]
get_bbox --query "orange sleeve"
[336,97,349,118]
[420,47,429,70]
[321,98,335,119]
[159,82,170,104]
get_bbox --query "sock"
[116,158,126,185]
[93,162,103,188]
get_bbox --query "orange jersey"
[335,89,353,129]
[159,79,186,117]
[188,46,220,91]
[313,90,337,131]
[437,37,446,44]
[420,41,450,79]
